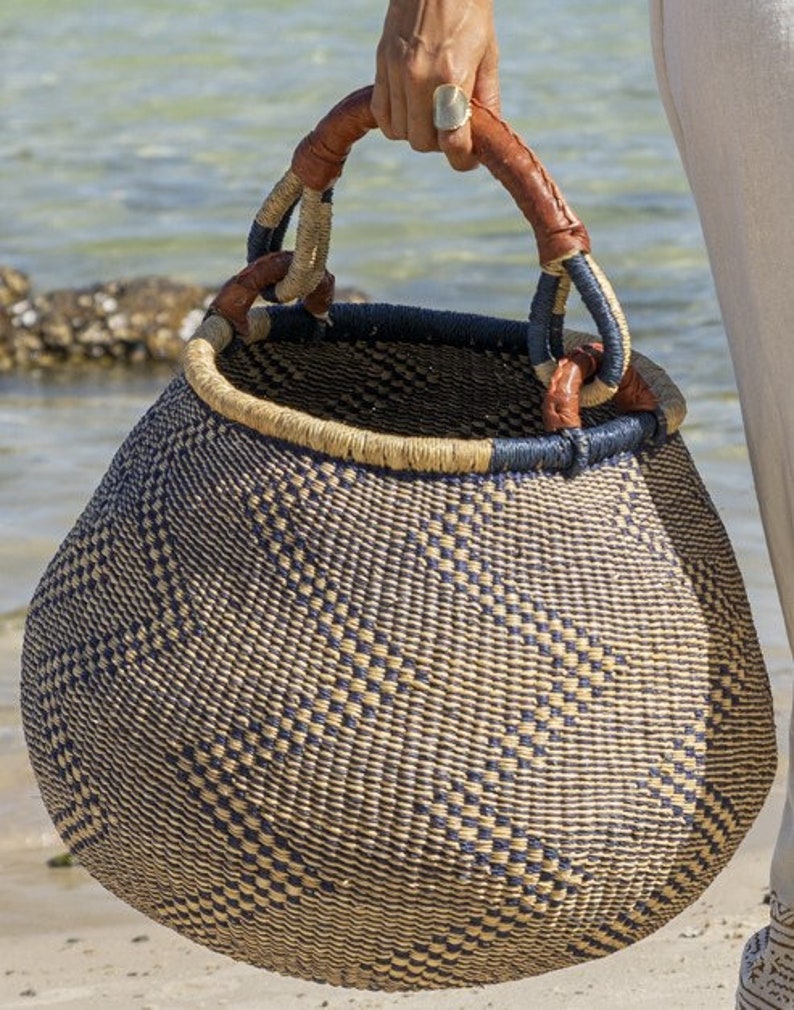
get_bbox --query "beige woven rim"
[183,309,686,474]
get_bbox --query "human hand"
[372,0,500,171]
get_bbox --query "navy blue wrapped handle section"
[527,253,626,394]
[247,200,300,264]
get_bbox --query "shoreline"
[0,265,369,373]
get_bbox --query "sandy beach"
[2,615,789,1010]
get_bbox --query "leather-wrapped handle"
[291,84,590,267]
[241,84,631,415]
[207,252,334,339]
[543,344,659,431]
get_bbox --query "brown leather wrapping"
[302,269,336,319]
[612,361,659,417]
[469,104,590,264]
[289,85,590,266]
[543,344,659,431]
[543,346,600,431]
[291,86,378,192]
[207,252,335,338]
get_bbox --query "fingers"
[371,0,501,173]
[437,123,478,173]
[372,66,501,173]
[441,40,500,172]
[373,43,447,154]
[372,41,408,142]
[438,46,501,173]
[472,36,501,119]
[372,69,481,172]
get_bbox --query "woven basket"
[21,87,776,991]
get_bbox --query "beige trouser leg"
[649,1,794,1005]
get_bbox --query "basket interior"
[216,304,617,441]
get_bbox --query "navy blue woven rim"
[235,303,662,475]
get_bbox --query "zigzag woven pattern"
[21,308,776,990]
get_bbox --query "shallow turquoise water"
[1,0,789,786]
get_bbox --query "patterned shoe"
[737,895,794,1009]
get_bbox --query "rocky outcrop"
[0,266,214,371]
[0,266,368,371]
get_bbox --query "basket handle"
[211,85,633,410]
[289,85,590,267]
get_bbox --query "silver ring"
[432,84,471,132]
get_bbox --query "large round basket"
[21,86,776,991]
